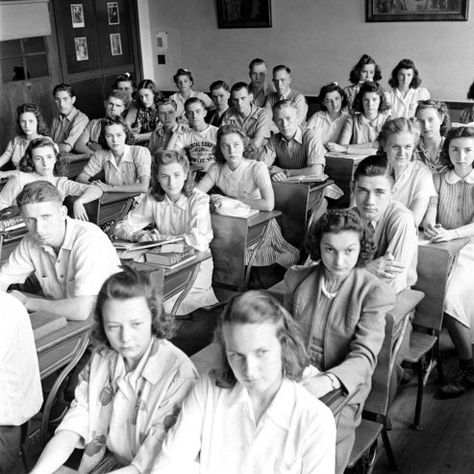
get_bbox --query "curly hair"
[317,82,348,112]
[377,117,421,155]
[215,124,251,164]
[304,209,376,267]
[213,290,309,388]
[388,59,422,89]
[91,264,176,349]
[440,126,474,170]
[97,116,135,150]
[415,100,451,137]
[467,80,474,101]
[19,137,67,176]
[348,54,382,85]
[173,68,194,86]
[353,82,391,114]
[150,149,194,201]
[16,103,48,137]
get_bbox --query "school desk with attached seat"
[63,152,90,180]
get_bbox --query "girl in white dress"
[424,126,474,399]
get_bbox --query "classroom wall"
[142,0,474,102]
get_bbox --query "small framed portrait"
[110,33,123,56]
[107,2,120,25]
[74,37,89,61]
[71,4,85,28]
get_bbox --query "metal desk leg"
[243,221,273,288]
[170,263,201,319]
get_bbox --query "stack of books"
[145,241,196,269]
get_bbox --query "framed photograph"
[74,37,89,61]
[110,33,123,56]
[217,0,272,28]
[107,2,120,25]
[71,4,85,28]
[367,0,469,22]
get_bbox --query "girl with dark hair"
[284,209,395,473]
[152,290,336,473]
[0,137,101,218]
[77,116,151,194]
[343,54,383,112]
[328,82,391,155]
[424,127,474,399]
[114,150,217,315]
[306,82,350,145]
[454,79,474,126]
[30,266,197,474]
[113,72,136,110]
[0,103,48,169]
[415,99,451,173]
[386,58,430,118]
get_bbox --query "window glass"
[23,37,46,55]
[0,40,21,59]
[26,54,49,78]
[1,58,26,82]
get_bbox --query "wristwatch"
[325,372,340,390]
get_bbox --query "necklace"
[321,273,339,300]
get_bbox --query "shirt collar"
[445,168,474,184]
[264,380,295,430]
[40,216,74,253]
[164,192,188,209]
[61,107,79,122]
[280,127,303,144]
[106,145,132,165]
[358,113,381,126]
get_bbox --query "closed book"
[112,236,183,251]
[145,248,196,268]
[30,311,68,340]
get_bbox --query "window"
[0,36,49,83]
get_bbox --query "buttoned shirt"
[261,127,325,170]
[386,87,430,119]
[82,145,151,185]
[148,123,188,155]
[0,217,121,298]
[306,110,350,145]
[151,375,336,474]
[0,135,46,168]
[339,113,388,145]
[265,89,308,126]
[0,292,42,425]
[249,82,272,108]
[51,106,89,149]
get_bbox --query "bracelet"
[345,145,349,153]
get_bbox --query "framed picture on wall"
[74,37,89,61]
[71,4,85,28]
[367,0,469,22]
[217,0,272,28]
[110,33,123,56]
[107,2,120,25]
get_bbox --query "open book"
[112,236,184,251]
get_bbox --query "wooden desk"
[33,317,92,443]
[325,152,366,208]
[0,226,27,262]
[63,152,90,179]
[210,210,281,290]
[272,180,333,247]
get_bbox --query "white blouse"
[386,87,430,118]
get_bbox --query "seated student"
[0,181,120,320]
[0,103,48,170]
[197,125,299,268]
[169,68,214,119]
[284,209,395,474]
[77,116,151,194]
[29,266,198,474]
[148,99,188,156]
[328,82,391,155]
[221,82,272,153]
[206,80,231,127]
[423,127,474,399]
[0,137,102,218]
[167,98,218,179]
[112,71,136,112]
[125,79,163,145]
[352,155,418,293]
[261,100,325,182]
[415,99,451,173]
[51,83,89,153]
[151,291,336,474]
[378,117,436,227]
[456,79,474,126]
[0,292,42,472]
[306,82,350,145]
[74,90,128,154]
[248,57,271,108]
[265,65,308,126]
[114,150,218,315]
[386,58,430,119]
[343,54,383,112]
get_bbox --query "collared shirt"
[0,217,121,298]
[0,172,91,210]
[343,83,362,112]
[386,87,430,119]
[206,108,228,127]
[82,145,151,185]
[265,89,309,126]
[306,110,351,145]
[261,127,325,169]
[0,135,46,168]
[392,160,437,208]
[57,337,198,473]
[151,375,336,474]
[249,82,272,108]
[0,292,43,425]
[77,117,103,146]
[51,106,89,149]
[169,90,214,119]
[339,112,389,145]
[222,104,272,148]
[148,123,189,155]
[414,137,448,174]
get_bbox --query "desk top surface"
[273,179,334,191]
[418,236,470,255]
[63,152,90,163]
[100,191,140,204]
